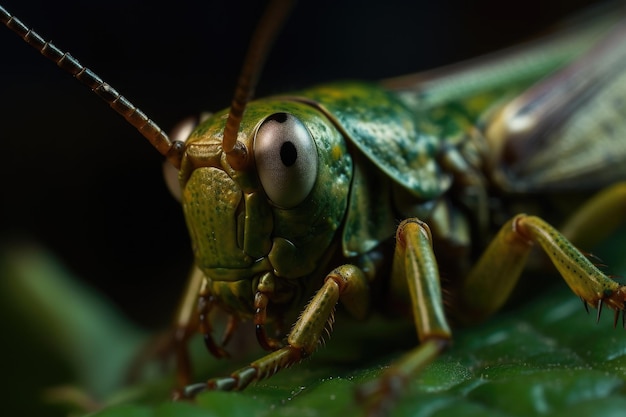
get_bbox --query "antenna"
[0,5,184,168]
[222,0,295,170]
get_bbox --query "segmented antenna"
[222,0,295,170]
[0,5,183,168]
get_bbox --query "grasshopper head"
[175,98,352,318]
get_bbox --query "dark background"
[0,0,610,328]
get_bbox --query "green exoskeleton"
[2,0,626,413]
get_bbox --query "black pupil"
[280,141,297,167]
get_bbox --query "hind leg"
[459,203,626,324]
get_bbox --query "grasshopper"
[2,0,626,414]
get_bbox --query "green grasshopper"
[2,0,626,414]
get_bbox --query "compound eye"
[254,113,318,208]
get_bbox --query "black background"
[0,0,609,328]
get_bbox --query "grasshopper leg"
[182,264,370,397]
[170,266,207,387]
[357,219,452,412]
[460,211,626,323]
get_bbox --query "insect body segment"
[286,82,453,201]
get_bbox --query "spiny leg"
[547,183,626,324]
[182,264,370,397]
[358,219,452,411]
[460,213,626,324]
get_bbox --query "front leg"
[182,265,370,397]
[357,219,452,411]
